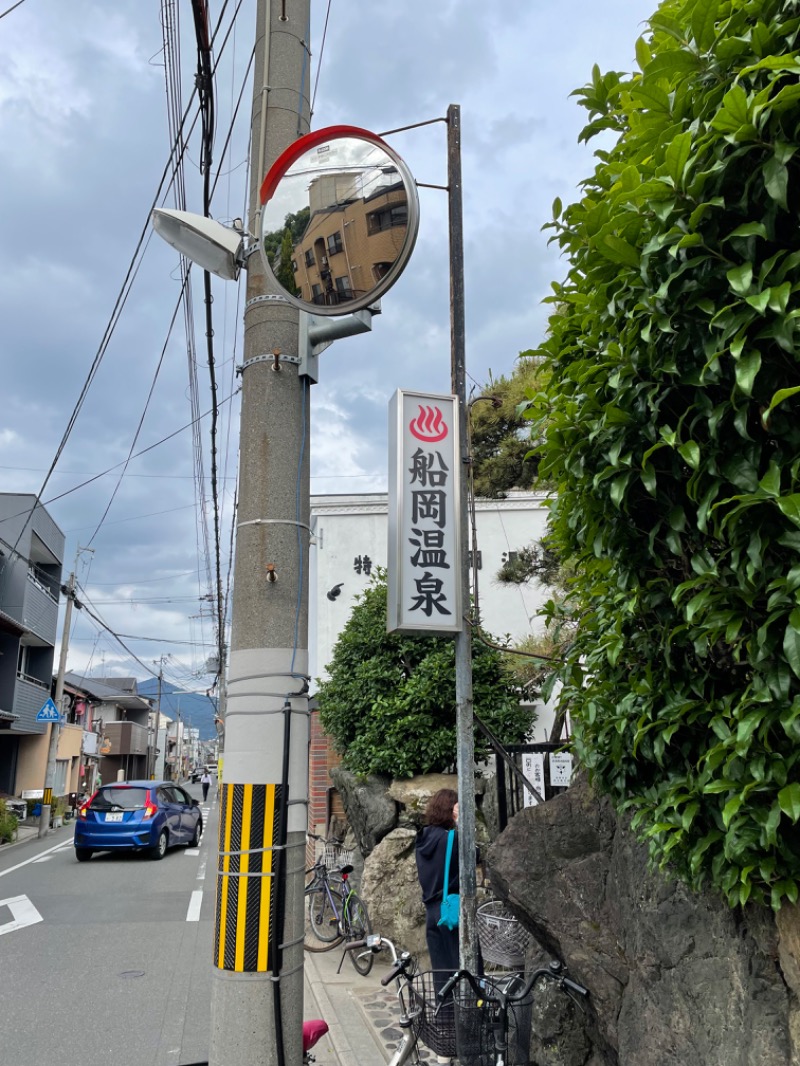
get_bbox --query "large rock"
[487,776,794,1066]
[360,827,429,960]
[389,773,459,828]
[330,769,398,855]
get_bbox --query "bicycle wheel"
[344,891,374,975]
[304,886,344,951]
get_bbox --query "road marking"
[0,894,43,936]
[185,848,200,856]
[0,839,69,879]
[186,890,203,922]
[197,855,208,881]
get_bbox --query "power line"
[0,0,27,20]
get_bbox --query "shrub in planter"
[0,800,19,845]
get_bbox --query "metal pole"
[38,569,75,837]
[448,103,478,973]
[209,2,310,1064]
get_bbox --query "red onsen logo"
[409,405,448,443]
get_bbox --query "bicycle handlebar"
[438,963,588,1006]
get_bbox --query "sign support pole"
[447,103,478,973]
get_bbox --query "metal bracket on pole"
[237,353,301,375]
[298,302,382,382]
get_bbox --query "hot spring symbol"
[409,405,448,443]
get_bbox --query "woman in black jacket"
[415,788,459,986]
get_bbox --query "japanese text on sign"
[387,390,462,633]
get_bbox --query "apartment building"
[0,494,65,796]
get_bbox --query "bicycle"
[342,933,429,1066]
[304,835,373,974]
[437,962,589,1066]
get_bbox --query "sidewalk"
[304,941,438,1066]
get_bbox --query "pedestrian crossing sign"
[36,698,60,722]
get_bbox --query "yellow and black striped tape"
[215,782,282,972]
[43,787,52,807]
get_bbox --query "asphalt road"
[0,781,218,1066]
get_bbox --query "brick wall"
[307,706,345,868]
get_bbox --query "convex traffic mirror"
[259,125,420,317]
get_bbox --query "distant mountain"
[136,679,219,740]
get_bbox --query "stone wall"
[488,775,798,1066]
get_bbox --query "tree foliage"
[317,573,533,778]
[470,358,548,498]
[262,206,310,266]
[528,0,800,908]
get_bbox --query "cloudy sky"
[0,0,654,692]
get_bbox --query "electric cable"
[310,0,333,117]
[0,0,26,19]
[85,280,187,547]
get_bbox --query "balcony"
[12,674,52,734]
[22,571,59,644]
[103,721,149,756]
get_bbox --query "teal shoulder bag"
[437,829,460,930]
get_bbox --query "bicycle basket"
[454,974,533,1066]
[477,901,532,970]
[323,841,354,870]
[407,971,458,1058]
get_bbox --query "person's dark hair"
[425,788,458,829]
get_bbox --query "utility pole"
[39,568,77,837]
[209,3,311,1063]
[448,104,478,973]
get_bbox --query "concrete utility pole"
[447,104,479,974]
[209,3,311,1065]
[39,568,76,838]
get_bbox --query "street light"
[151,209,244,281]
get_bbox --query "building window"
[304,249,315,267]
[367,204,408,235]
[311,283,323,302]
[291,259,297,272]
[54,759,69,796]
[334,275,353,301]
[327,232,343,255]
[373,261,392,282]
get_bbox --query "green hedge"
[530,0,800,908]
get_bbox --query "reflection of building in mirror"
[291,168,408,308]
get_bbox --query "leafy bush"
[317,574,533,777]
[0,800,19,844]
[530,0,800,908]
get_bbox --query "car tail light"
[142,796,158,820]
[79,791,98,819]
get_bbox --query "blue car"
[74,780,202,862]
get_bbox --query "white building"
[309,491,551,684]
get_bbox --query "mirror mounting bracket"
[237,353,301,376]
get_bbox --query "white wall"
[310,491,551,683]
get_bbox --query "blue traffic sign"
[36,698,60,722]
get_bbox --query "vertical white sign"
[522,752,545,807]
[550,752,574,787]
[387,390,462,633]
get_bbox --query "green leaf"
[727,222,768,239]
[765,386,800,418]
[645,49,702,81]
[665,131,693,186]
[764,157,789,210]
[726,263,753,295]
[783,609,800,680]
[678,441,700,469]
[635,35,652,71]
[778,495,800,528]
[711,84,750,133]
[596,234,641,268]
[722,794,743,828]
[778,784,800,822]
[691,0,718,50]
[734,350,761,396]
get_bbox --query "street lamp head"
[151,208,244,281]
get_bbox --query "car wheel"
[75,848,93,862]
[189,818,202,847]
[151,829,169,860]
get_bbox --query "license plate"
[105,812,123,822]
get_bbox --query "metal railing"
[474,714,572,833]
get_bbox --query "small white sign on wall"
[549,752,574,788]
[521,752,545,807]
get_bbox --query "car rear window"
[90,787,149,810]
